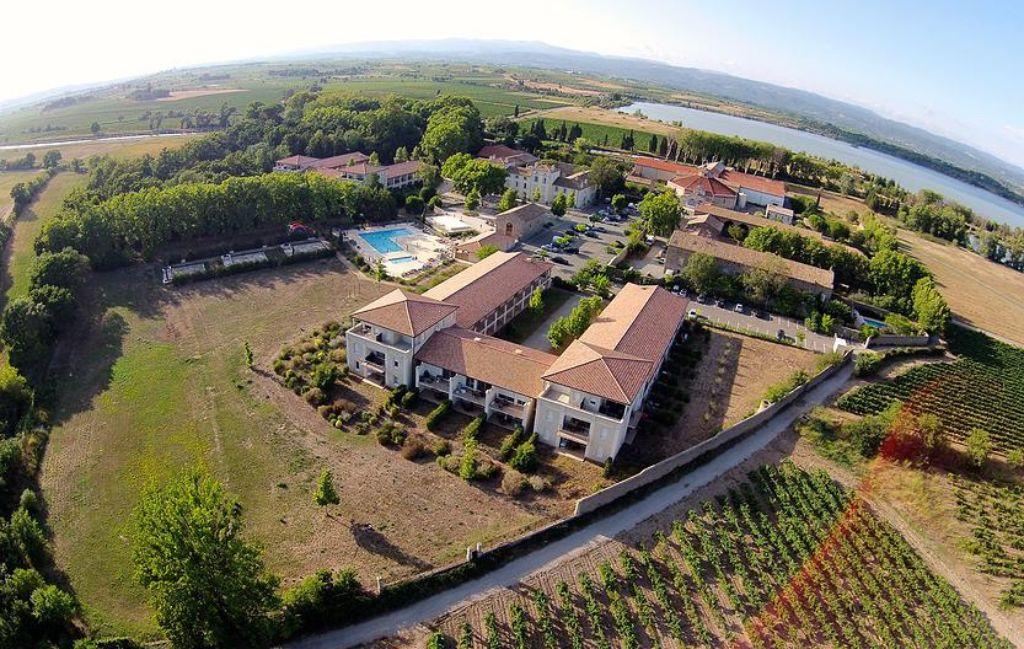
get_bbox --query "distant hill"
[307,39,1024,195]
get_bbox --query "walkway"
[284,363,854,649]
[520,291,584,350]
[693,301,838,353]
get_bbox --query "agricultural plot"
[952,474,1024,609]
[836,327,1024,454]
[433,462,1010,648]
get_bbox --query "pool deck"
[344,223,452,277]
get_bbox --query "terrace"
[558,416,592,443]
[348,323,412,352]
[417,372,451,395]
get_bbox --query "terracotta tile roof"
[554,170,593,190]
[542,284,686,404]
[424,252,553,329]
[719,169,786,198]
[276,155,321,168]
[580,284,688,362]
[691,204,865,255]
[382,160,423,177]
[352,289,458,337]
[499,202,549,223]
[667,231,835,290]
[415,327,557,397]
[543,341,654,404]
[669,174,737,198]
[477,144,538,165]
[632,156,699,176]
[308,152,371,169]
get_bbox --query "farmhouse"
[477,143,539,168]
[346,256,688,461]
[666,231,835,298]
[274,152,423,189]
[489,202,550,240]
[632,157,787,208]
[668,172,738,208]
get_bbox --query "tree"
[684,252,721,296]
[589,157,626,197]
[610,194,628,213]
[373,259,387,283]
[42,150,62,169]
[419,104,484,164]
[393,146,409,163]
[528,287,544,312]
[30,584,78,626]
[547,296,602,349]
[464,187,480,211]
[911,277,950,333]
[243,342,254,369]
[29,247,89,294]
[476,244,499,260]
[591,273,611,297]
[129,469,280,648]
[440,153,507,195]
[0,363,31,437]
[531,187,542,203]
[550,193,568,217]
[405,194,424,215]
[496,188,517,213]
[90,122,101,134]
[741,258,787,305]
[313,469,340,508]
[1007,449,1024,470]
[965,428,991,468]
[638,190,680,237]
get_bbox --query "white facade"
[736,186,785,208]
[345,313,456,388]
[506,164,596,208]
[533,384,643,463]
[416,363,538,431]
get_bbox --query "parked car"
[552,256,569,265]
[715,298,725,307]
[688,308,699,319]
[696,294,708,303]
[777,328,788,341]
[563,246,580,254]
[541,244,559,252]
[734,303,745,314]
[584,231,599,238]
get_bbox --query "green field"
[3,172,85,300]
[522,117,662,148]
[0,169,42,216]
[0,64,572,143]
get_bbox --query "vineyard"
[836,327,1024,453]
[432,462,1010,648]
[952,473,1024,609]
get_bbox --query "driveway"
[689,300,838,353]
[283,363,854,649]
[521,292,585,351]
[519,208,636,279]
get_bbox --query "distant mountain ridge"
[305,39,1024,194]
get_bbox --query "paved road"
[689,301,838,353]
[284,363,854,649]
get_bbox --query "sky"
[5,0,1024,168]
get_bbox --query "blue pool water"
[360,228,414,254]
[863,317,887,329]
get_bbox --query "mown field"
[425,462,1010,648]
[2,171,86,300]
[38,261,578,638]
[0,168,41,217]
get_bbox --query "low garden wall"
[867,334,932,348]
[574,351,852,515]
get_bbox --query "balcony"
[363,352,386,374]
[558,418,591,443]
[453,385,488,406]
[490,398,526,418]
[418,374,451,395]
[581,399,627,421]
[349,324,411,351]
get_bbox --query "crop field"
[428,462,1009,648]
[952,474,1024,609]
[836,327,1024,454]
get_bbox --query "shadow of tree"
[350,522,433,571]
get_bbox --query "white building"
[506,161,597,209]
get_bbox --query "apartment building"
[274,152,423,190]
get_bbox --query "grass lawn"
[0,169,42,217]
[496,287,573,343]
[2,172,86,301]
[40,262,572,639]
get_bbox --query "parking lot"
[686,298,839,353]
[519,205,640,279]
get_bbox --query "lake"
[619,101,1024,229]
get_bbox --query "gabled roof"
[719,169,786,198]
[424,252,552,329]
[415,327,557,397]
[477,144,538,166]
[352,289,458,337]
[631,156,699,175]
[382,160,423,176]
[669,174,738,198]
[276,155,321,168]
[542,341,654,404]
[498,202,549,224]
[308,152,371,169]
[667,231,835,290]
[579,284,688,362]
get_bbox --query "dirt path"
[788,436,1023,646]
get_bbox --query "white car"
[688,308,699,319]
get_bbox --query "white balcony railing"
[453,385,488,405]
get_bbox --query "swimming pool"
[360,227,414,254]
[863,317,887,329]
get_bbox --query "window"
[394,360,399,368]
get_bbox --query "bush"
[279,568,366,637]
[459,440,479,481]
[501,469,528,496]
[1008,449,1024,471]
[400,439,426,461]
[461,415,485,442]
[508,434,538,473]
[498,425,525,460]
[425,400,451,431]
[400,389,419,409]
[303,387,326,405]
[854,351,883,377]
